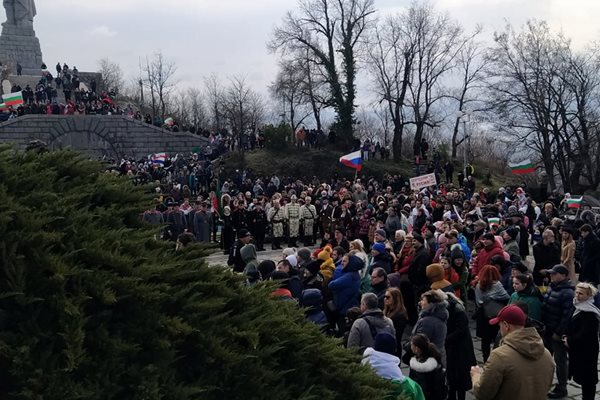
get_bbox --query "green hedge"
[0,146,390,399]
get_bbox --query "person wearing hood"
[370,242,392,274]
[370,267,389,308]
[299,288,328,329]
[564,282,600,400]
[329,254,363,322]
[347,293,396,350]
[475,265,510,362]
[362,333,426,400]
[412,289,449,367]
[501,227,520,260]
[450,248,469,304]
[471,233,505,282]
[471,305,555,400]
[317,246,336,285]
[240,243,259,277]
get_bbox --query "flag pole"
[354,168,358,184]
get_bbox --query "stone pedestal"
[0,23,43,75]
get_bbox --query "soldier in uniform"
[285,195,302,247]
[300,196,317,246]
[329,197,343,232]
[268,199,285,250]
[249,199,267,251]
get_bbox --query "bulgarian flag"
[488,217,500,225]
[509,159,535,174]
[566,197,583,209]
[2,91,23,106]
[339,150,362,172]
[0,103,8,110]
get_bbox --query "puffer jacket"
[542,278,574,335]
[328,255,363,315]
[413,301,449,365]
[473,327,555,400]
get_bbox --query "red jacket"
[472,241,504,277]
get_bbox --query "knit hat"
[412,233,425,244]
[375,229,387,238]
[504,227,519,240]
[372,242,386,254]
[373,333,397,355]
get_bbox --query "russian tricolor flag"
[339,150,362,171]
[151,152,167,165]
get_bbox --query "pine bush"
[0,147,390,399]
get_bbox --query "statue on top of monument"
[3,0,36,26]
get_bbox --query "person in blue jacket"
[329,254,364,333]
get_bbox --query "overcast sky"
[23,0,600,100]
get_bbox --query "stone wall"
[0,115,210,160]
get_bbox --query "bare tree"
[187,88,207,134]
[367,13,415,161]
[270,0,376,146]
[204,73,225,133]
[486,20,600,192]
[449,38,486,159]
[97,58,124,93]
[404,2,475,156]
[143,51,178,122]
[270,58,312,140]
[222,76,265,154]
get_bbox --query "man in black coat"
[227,229,252,273]
[542,264,574,399]
[408,233,433,297]
[532,229,561,286]
[579,224,600,284]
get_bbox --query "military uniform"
[286,201,301,247]
[249,206,267,251]
[268,206,285,250]
[300,203,317,245]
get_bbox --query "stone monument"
[0,0,42,75]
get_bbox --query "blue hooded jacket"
[328,255,364,315]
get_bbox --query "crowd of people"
[136,149,600,400]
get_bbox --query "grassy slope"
[222,148,515,189]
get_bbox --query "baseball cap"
[489,305,526,326]
[548,264,569,275]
